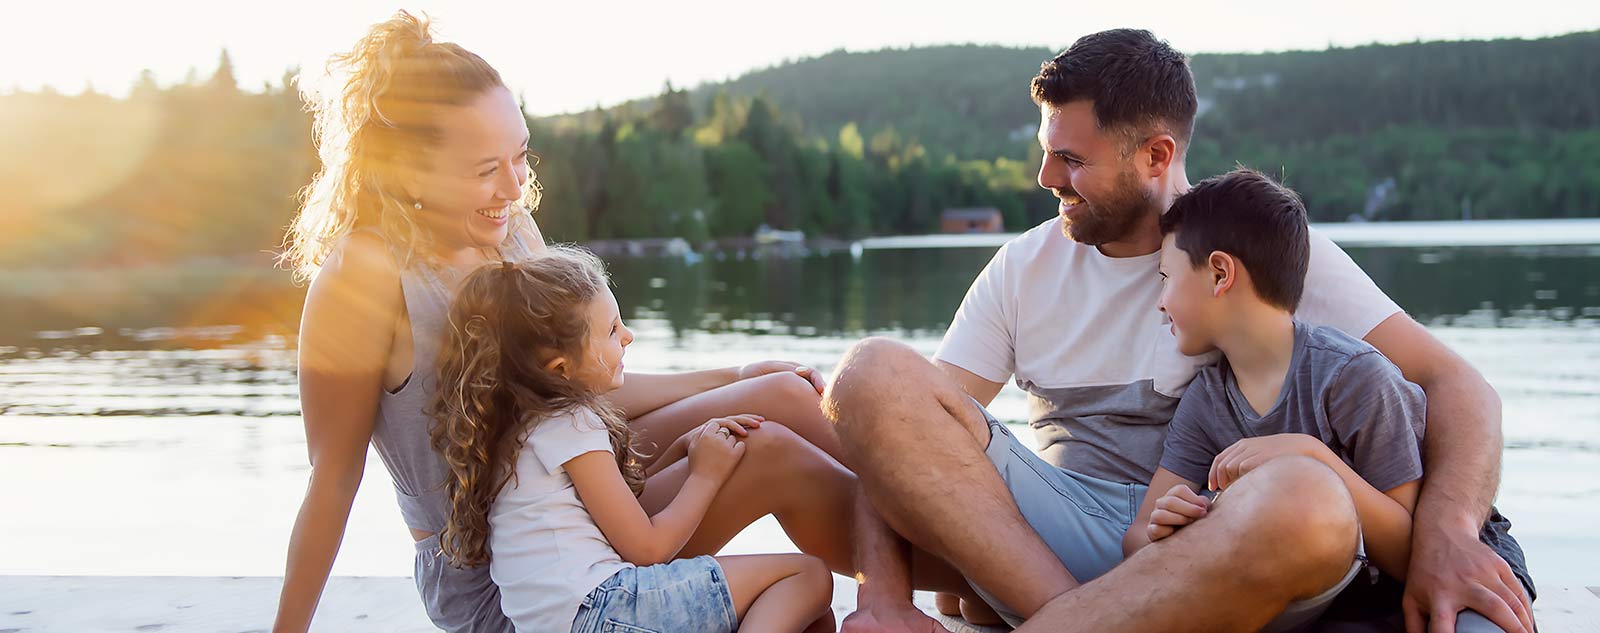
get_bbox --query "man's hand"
[1403,525,1534,633]
[737,360,827,394]
[841,602,953,633]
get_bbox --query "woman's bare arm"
[272,233,403,633]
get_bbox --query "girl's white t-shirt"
[488,406,632,633]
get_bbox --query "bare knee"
[796,554,834,617]
[1228,456,1359,592]
[738,423,836,479]
[824,337,985,449]
[744,370,821,412]
[823,338,920,419]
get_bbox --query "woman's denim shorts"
[570,555,738,633]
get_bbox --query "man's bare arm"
[1362,313,1533,633]
[935,361,1005,407]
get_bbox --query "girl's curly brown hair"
[428,246,645,568]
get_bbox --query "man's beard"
[1060,170,1156,245]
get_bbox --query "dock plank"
[2,576,1594,632]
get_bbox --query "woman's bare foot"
[960,597,1005,627]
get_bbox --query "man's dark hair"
[1160,168,1310,312]
[1032,29,1197,151]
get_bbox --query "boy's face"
[1158,233,1221,357]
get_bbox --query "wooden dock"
[0,576,1593,632]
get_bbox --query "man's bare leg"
[1020,456,1361,632]
[825,337,1078,619]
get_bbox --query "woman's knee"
[742,370,821,412]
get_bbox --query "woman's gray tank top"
[366,227,539,633]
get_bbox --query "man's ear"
[1208,251,1237,298]
[1143,134,1179,179]
[544,356,570,380]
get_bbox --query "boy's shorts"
[970,403,1363,630]
[569,555,738,633]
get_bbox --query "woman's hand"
[687,420,747,483]
[737,360,826,394]
[709,413,764,437]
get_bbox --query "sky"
[7,0,1599,115]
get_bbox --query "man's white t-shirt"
[934,217,1401,485]
[489,406,631,633]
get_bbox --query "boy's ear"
[1208,251,1237,298]
[544,356,570,380]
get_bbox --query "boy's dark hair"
[1031,29,1197,152]
[1160,168,1310,312]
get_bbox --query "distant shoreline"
[3,218,1598,276]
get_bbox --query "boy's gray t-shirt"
[1159,322,1426,491]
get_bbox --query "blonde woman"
[273,12,853,633]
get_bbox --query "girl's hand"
[687,420,747,483]
[1147,484,1210,542]
[1208,433,1331,491]
[737,360,826,394]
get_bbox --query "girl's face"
[566,286,633,394]
[408,86,531,254]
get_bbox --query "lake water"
[2,229,1598,594]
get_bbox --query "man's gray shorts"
[971,405,1363,630]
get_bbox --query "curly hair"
[428,246,646,568]
[281,10,543,282]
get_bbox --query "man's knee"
[1226,456,1359,590]
[823,337,927,433]
[824,337,991,465]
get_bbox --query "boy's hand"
[1148,484,1210,542]
[1209,433,1331,491]
[687,420,747,483]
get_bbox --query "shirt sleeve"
[1158,376,1223,486]
[933,242,1016,383]
[528,407,616,475]
[1296,230,1403,340]
[1325,351,1426,492]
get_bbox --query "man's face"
[1036,101,1156,245]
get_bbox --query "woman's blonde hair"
[428,247,646,568]
[281,10,542,282]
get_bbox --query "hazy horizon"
[8,0,1599,115]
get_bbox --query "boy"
[1127,168,1426,631]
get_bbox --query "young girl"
[430,247,836,633]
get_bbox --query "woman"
[272,12,855,632]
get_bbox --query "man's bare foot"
[935,592,963,617]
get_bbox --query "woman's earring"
[413,200,422,210]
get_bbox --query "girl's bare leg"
[717,554,834,633]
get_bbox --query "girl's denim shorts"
[570,555,738,633]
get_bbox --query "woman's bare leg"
[639,422,856,573]
[629,372,845,466]
[717,554,834,633]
